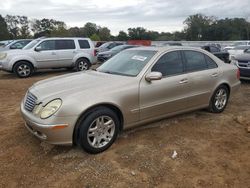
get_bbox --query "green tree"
[98,27,111,41]
[90,33,101,41]
[18,16,30,38]
[5,15,19,38]
[83,22,98,37]
[184,14,215,40]
[128,27,147,39]
[0,15,10,40]
[116,31,128,41]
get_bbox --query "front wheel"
[75,58,90,71]
[208,85,229,113]
[13,61,34,78]
[78,107,120,154]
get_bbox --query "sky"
[0,0,250,35]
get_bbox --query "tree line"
[0,14,250,41]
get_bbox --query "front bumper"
[21,102,78,145]
[239,68,250,79]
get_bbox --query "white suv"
[0,37,97,78]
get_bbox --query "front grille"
[238,61,250,69]
[24,92,37,112]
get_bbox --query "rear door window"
[205,55,218,69]
[183,51,208,72]
[55,40,75,50]
[78,40,90,49]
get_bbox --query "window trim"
[55,39,76,50]
[150,50,185,78]
[181,50,217,73]
[78,39,90,49]
[36,40,56,51]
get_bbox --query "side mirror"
[243,49,249,53]
[145,72,162,82]
[35,46,42,52]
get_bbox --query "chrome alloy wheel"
[87,116,115,148]
[78,61,89,71]
[17,64,31,77]
[214,88,227,110]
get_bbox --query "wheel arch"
[12,60,35,72]
[72,103,124,145]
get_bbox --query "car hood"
[30,70,135,102]
[235,53,250,61]
[2,49,25,54]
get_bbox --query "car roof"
[126,46,206,53]
[41,37,91,40]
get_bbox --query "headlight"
[0,53,7,60]
[40,99,62,119]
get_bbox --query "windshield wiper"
[99,70,132,77]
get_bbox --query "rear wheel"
[75,58,90,71]
[78,107,120,154]
[13,61,33,78]
[208,85,229,113]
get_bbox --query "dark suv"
[232,48,250,80]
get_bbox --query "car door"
[139,50,191,121]
[55,39,76,67]
[182,50,221,108]
[32,40,59,69]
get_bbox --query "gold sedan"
[21,47,240,153]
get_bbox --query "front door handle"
[179,78,188,84]
[51,52,56,55]
[211,73,218,77]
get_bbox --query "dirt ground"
[0,69,249,188]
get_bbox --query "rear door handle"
[51,52,56,55]
[179,78,188,84]
[211,73,219,77]
[73,51,77,54]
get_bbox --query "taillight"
[237,69,240,79]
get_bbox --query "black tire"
[208,85,229,113]
[78,107,120,154]
[13,61,34,78]
[75,58,90,71]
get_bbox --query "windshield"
[110,45,126,52]
[23,39,40,50]
[97,50,157,77]
[99,42,111,48]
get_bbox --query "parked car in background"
[227,45,249,60]
[231,47,250,80]
[223,41,250,51]
[163,42,183,46]
[97,42,124,53]
[0,40,14,47]
[95,41,106,48]
[205,43,221,49]
[202,45,230,63]
[0,39,33,52]
[0,37,96,78]
[97,44,139,62]
[21,46,240,153]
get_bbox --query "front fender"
[9,55,36,71]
